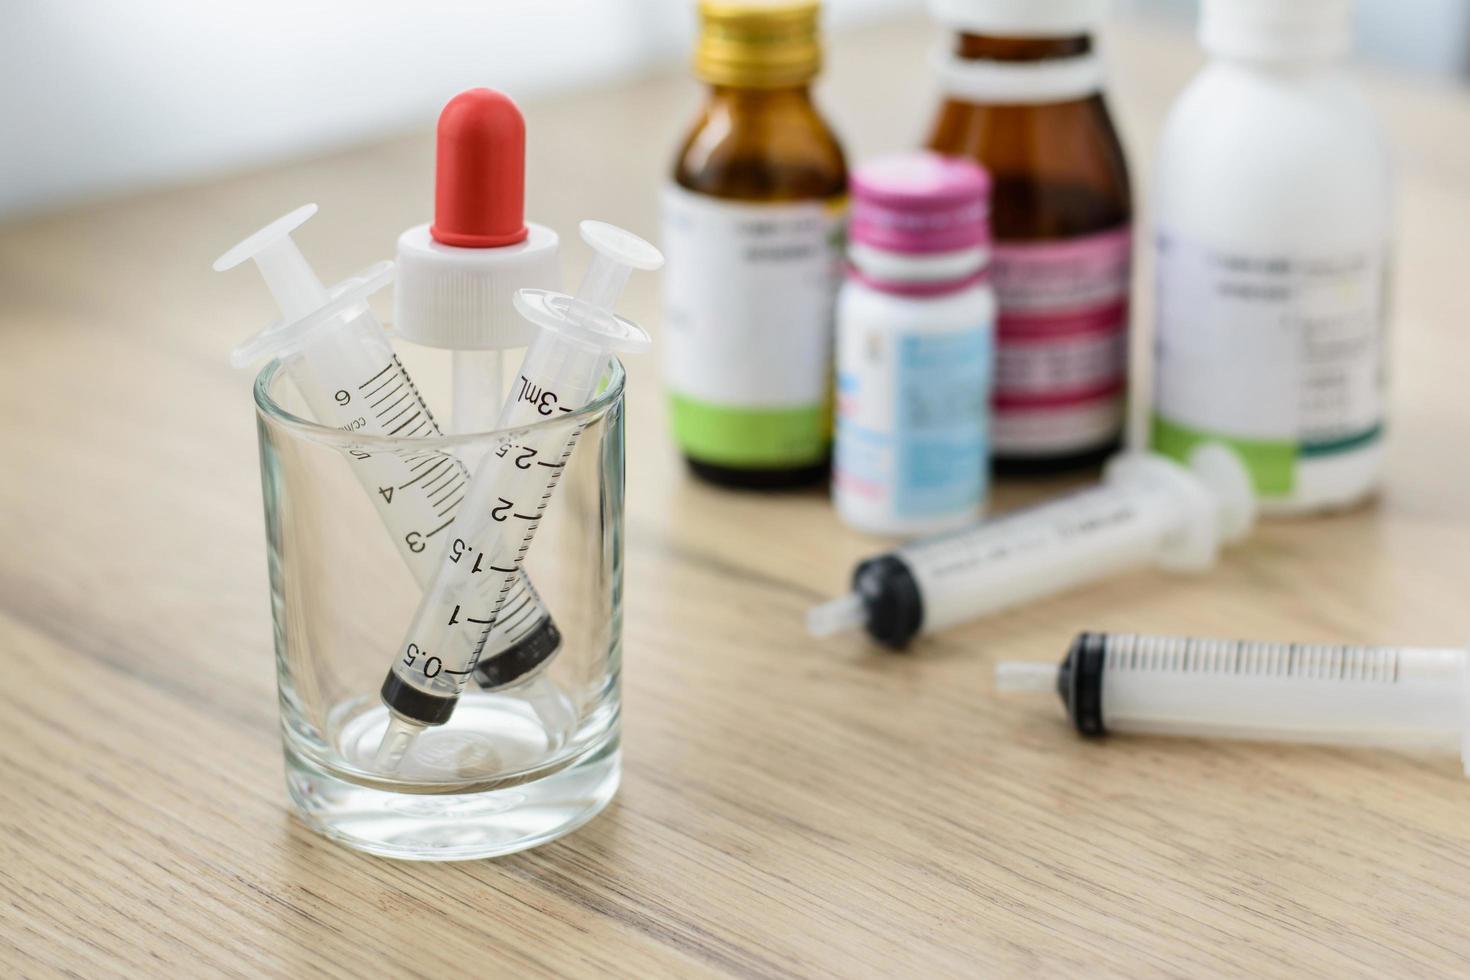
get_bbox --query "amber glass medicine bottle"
[926,0,1131,472]
[663,1,848,488]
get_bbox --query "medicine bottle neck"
[706,83,817,113]
[1205,45,1344,77]
[954,33,1092,62]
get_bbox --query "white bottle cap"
[928,0,1105,37]
[1200,0,1353,63]
[393,221,560,350]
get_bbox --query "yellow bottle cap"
[694,1,822,88]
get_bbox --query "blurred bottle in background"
[833,152,995,537]
[1151,0,1392,515]
[662,0,848,489]
[925,0,1131,475]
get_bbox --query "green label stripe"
[1151,415,1297,497]
[1302,424,1384,458]
[671,394,828,468]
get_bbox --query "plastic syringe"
[997,632,1470,773]
[374,221,662,770]
[217,204,561,682]
[807,445,1256,649]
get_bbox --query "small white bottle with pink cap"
[833,152,996,537]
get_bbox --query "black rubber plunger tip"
[380,671,457,726]
[474,617,562,690]
[1062,632,1108,737]
[854,555,924,650]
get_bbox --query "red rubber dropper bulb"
[431,88,529,248]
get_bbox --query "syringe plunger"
[556,221,664,334]
[218,203,396,370]
[213,203,329,323]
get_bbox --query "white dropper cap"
[214,203,393,367]
[395,223,560,350]
[513,220,663,353]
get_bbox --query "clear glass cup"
[252,358,626,860]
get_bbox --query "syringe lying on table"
[807,444,1256,648]
[997,632,1470,774]
[216,204,561,682]
[374,221,662,771]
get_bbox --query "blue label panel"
[895,330,990,518]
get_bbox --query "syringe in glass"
[216,204,561,683]
[807,444,1256,648]
[997,632,1470,774]
[374,221,662,770]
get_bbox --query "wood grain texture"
[5,16,1470,978]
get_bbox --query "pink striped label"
[990,227,1131,432]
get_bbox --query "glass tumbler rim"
[253,356,627,451]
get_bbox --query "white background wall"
[0,0,918,219]
[3,0,1466,220]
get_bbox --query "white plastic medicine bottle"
[834,153,995,537]
[1151,0,1392,515]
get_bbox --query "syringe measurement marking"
[424,468,457,494]
[388,412,423,435]
[397,413,584,682]
[345,355,481,555]
[1105,634,1402,683]
[361,375,398,400]
[378,399,414,425]
[358,363,394,389]
[380,403,413,427]
[373,386,410,413]
[399,459,448,489]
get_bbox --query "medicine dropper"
[808,444,1256,648]
[374,221,662,771]
[997,631,1470,774]
[216,204,562,686]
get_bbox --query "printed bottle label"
[989,226,1131,456]
[661,185,845,468]
[835,318,990,522]
[1151,234,1387,498]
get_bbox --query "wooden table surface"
[6,15,1470,977]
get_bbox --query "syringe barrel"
[497,328,607,425]
[381,327,610,722]
[893,480,1181,636]
[273,303,558,672]
[1079,633,1466,754]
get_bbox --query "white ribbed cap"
[928,0,1105,37]
[393,221,560,350]
[1201,0,1353,62]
